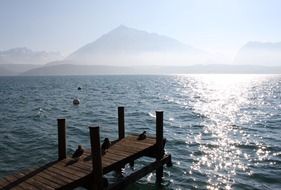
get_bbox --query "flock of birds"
[72,131,147,159]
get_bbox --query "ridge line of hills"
[1,25,281,75]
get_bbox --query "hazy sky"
[1,0,280,58]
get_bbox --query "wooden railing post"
[155,111,164,184]
[118,106,125,140]
[57,118,66,161]
[89,126,103,190]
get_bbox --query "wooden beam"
[89,126,103,190]
[118,107,125,140]
[57,118,66,161]
[155,111,164,184]
[108,154,171,190]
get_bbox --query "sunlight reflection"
[176,74,273,189]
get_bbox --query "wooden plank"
[0,178,11,189]
[14,181,37,190]
[60,163,90,175]
[102,157,114,167]
[118,138,154,148]
[3,174,28,190]
[53,163,86,178]
[0,181,5,189]
[47,167,78,183]
[111,143,144,153]
[107,148,131,158]
[44,168,74,184]
[108,146,138,155]
[24,176,54,190]
[12,172,51,190]
[10,186,24,190]
[110,145,149,158]
[73,162,91,172]
[10,186,25,190]
[33,174,61,189]
[102,156,117,165]
[37,172,65,187]
[123,136,156,144]
[4,175,18,183]
[103,152,126,162]
[124,136,156,145]
[4,175,27,190]
[69,161,92,173]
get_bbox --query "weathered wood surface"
[0,135,157,190]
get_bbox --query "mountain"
[0,47,63,65]
[0,47,63,75]
[0,64,41,75]
[67,25,205,66]
[21,64,135,76]
[234,41,281,66]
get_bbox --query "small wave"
[148,112,156,118]
[169,117,175,121]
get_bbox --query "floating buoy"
[73,98,80,105]
[78,87,81,90]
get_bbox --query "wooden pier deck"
[0,107,172,190]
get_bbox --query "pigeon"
[72,145,84,159]
[137,131,147,140]
[101,138,111,155]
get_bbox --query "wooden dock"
[0,107,172,190]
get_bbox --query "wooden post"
[57,118,66,161]
[156,111,164,184]
[118,106,125,140]
[89,126,103,190]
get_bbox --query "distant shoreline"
[1,64,281,76]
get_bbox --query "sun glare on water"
[175,74,274,189]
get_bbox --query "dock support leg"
[118,106,125,140]
[89,126,103,190]
[156,111,164,184]
[57,118,66,161]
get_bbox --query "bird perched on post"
[72,145,84,159]
[101,138,111,155]
[137,131,147,140]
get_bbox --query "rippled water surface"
[0,75,280,189]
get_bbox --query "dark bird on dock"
[72,145,84,159]
[78,87,81,90]
[137,131,147,140]
[101,138,111,155]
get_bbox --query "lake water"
[0,75,280,189]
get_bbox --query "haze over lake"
[1,1,281,189]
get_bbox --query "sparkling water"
[0,75,280,189]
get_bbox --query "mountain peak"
[107,25,136,35]
[67,25,195,65]
[234,41,281,66]
[115,24,130,30]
